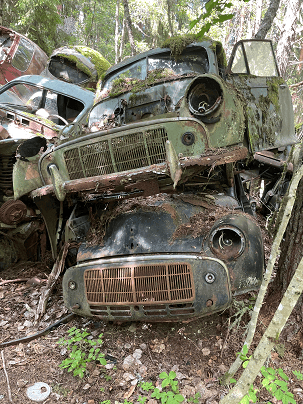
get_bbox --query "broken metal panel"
[0,26,48,85]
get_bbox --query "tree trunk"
[253,0,263,37]
[115,0,120,64]
[119,18,126,62]
[275,0,301,76]
[271,156,303,309]
[0,0,3,26]
[122,0,136,56]
[254,0,281,39]
[166,0,174,37]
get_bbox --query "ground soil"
[0,233,303,404]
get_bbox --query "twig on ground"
[1,350,13,403]
[221,318,231,358]
[34,242,69,323]
[0,278,29,286]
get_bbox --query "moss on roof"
[75,46,111,79]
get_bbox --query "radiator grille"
[64,128,168,180]
[84,262,194,305]
[0,155,14,189]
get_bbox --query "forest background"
[0,0,302,126]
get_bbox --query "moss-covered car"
[43,46,111,89]
[14,39,297,321]
[0,75,94,269]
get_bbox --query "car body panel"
[0,26,48,85]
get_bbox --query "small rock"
[196,382,217,400]
[92,368,100,377]
[0,320,8,327]
[139,343,147,350]
[150,339,165,353]
[142,324,149,330]
[202,348,211,356]
[175,371,187,380]
[123,372,136,381]
[60,348,67,356]
[124,343,131,349]
[88,400,95,404]
[17,379,28,387]
[147,400,158,404]
[131,379,138,386]
[133,349,142,360]
[128,324,137,333]
[123,355,135,370]
[138,365,147,377]
[83,384,91,390]
[180,385,195,397]
[105,363,114,370]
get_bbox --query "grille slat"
[84,262,194,305]
[64,128,168,180]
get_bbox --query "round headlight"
[209,225,245,260]
[187,77,223,117]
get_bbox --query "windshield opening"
[0,83,85,124]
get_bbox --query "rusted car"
[0,26,48,85]
[0,75,94,269]
[14,39,297,321]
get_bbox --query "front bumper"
[63,254,231,322]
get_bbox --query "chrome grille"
[84,262,194,305]
[64,128,168,180]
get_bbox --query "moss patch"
[94,68,195,102]
[57,52,93,78]
[75,46,111,79]
[161,34,198,58]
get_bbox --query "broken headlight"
[209,224,245,260]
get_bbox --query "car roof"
[0,75,95,105]
[104,40,216,78]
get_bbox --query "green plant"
[100,401,111,404]
[159,371,179,392]
[230,345,302,403]
[100,387,105,392]
[260,366,296,404]
[58,327,106,378]
[139,372,184,404]
[188,392,201,403]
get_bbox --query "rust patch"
[25,163,40,180]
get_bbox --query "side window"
[231,44,247,74]
[11,38,34,72]
[230,41,279,77]
[243,41,278,76]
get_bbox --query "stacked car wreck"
[11,38,297,321]
[0,75,94,269]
